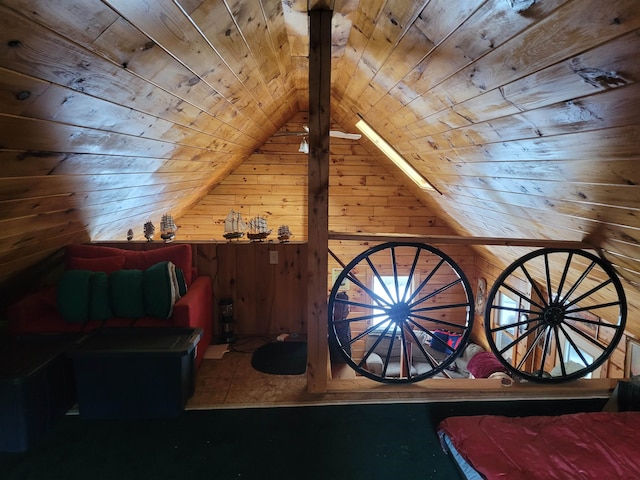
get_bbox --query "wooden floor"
[186,338,618,410]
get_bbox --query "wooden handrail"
[328,231,593,249]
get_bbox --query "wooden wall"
[177,111,479,305]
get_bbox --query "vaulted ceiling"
[1,0,639,314]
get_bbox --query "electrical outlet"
[269,250,278,264]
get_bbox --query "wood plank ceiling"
[1,0,639,320]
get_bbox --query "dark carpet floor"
[0,398,606,480]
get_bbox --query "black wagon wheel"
[484,248,627,383]
[328,242,474,383]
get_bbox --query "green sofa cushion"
[90,271,113,321]
[58,270,92,323]
[58,262,187,322]
[143,261,178,319]
[110,269,145,318]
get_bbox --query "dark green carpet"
[0,398,606,480]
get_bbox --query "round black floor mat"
[251,341,307,375]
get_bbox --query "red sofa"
[7,244,212,367]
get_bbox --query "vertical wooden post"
[306,8,332,393]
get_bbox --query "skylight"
[355,117,439,193]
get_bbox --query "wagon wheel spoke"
[484,249,627,383]
[328,242,474,383]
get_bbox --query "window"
[493,292,517,364]
[558,335,599,379]
[372,275,411,331]
[497,292,517,335]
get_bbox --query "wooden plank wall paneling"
[197,242,308,338]
[0,0,296,294]
[176,111,479,292]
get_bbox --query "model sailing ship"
[160,214,178,242]
[223,210,246,240]
[247,215,271,241]
[277,225,293,243]
[143,220,155,242]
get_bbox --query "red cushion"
[65,244,193,285]
[467,351,509,378]
[67,255,126,274]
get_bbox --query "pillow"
[467,351,510,378]
[447,333,462,349]
[142,261,179,319]
[175,267,188,297]
[57,270,92,323]
[123,244,192,285]
[89,271,113,321]
[430,330,451,353]
[66,244,193,285]
[67,255,125,274]
[110,269,145,318]
[618,380,640,412]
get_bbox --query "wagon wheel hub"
[543,305,565,326]
[389,303,410,325]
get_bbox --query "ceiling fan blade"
[273,131,305,137]
[329,130,362,140]
[273,127,361,140]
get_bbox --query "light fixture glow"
[298,137,309,154]
[355,118,436,192]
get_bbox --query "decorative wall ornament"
[475,277,487,314]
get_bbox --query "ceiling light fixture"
[298,137,309,154]
[355,117,439,193]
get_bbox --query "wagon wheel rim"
[484,248,627,383]
[328,242,474,383]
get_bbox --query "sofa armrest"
[7,286,64,334]
[172,276,212,365]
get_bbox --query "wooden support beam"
[307,8,332,394]
[328,231,593,249]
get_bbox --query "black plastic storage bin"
[0,335,80,452]
[68,328,202,419]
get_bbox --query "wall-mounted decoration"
[332,268,350,292]
[625,337,640,378]
[475,277,487,314]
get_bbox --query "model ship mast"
[223,210,245,240]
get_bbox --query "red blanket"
[438,411,640,480]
